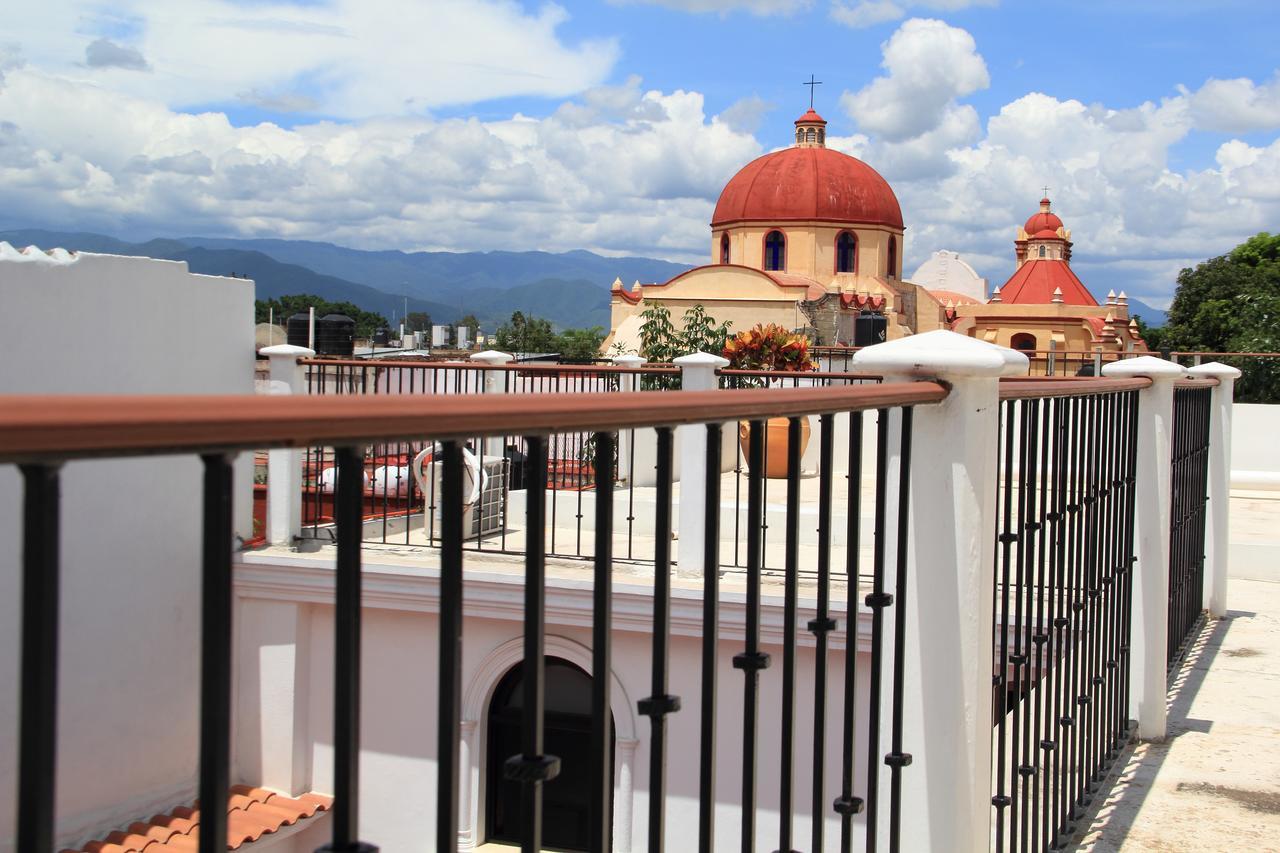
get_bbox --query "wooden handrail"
[999,377,1153,400]
[0,382,948,462]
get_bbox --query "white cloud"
[840,18,989,141]
[84,38,149,71]
[717,95,774,134]
[830,0,996,29]
[1184,73,1280,133]
[11,0,619,118]
[611,0,812,14]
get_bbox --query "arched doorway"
[486,657,613,850]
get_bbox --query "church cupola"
[794,109,827,148]
[1015,195,1072,268]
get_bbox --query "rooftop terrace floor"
[1076,576,1280,852]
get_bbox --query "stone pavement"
[1075,577,1280,852]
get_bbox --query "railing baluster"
[639,427,678,853]
[885,407,914,853]
[199,453,234,853]
[592,431,616,853]
[699,424,723,853]
[776,416,803,853]
[506,435,559,853]
[810,413,837,853]
[17,463,61,853]
[735,419,770,852]
[834,413,865,853]
[321,445,378,852]
[864,409,891,852]
[436,441,465,853]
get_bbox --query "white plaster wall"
[234,558,873,852]
[1232,403,1280,486]
[0,249,255,851]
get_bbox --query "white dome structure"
[910,250,988,303]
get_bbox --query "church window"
[806,128,817,143]
[487,657,612,851]
[836,231,857,273]
[1010,333,1037,351]
[887,236,897,278]
[796,128,804,144]
[764,230,786,271]
[1039,245,1046,258]
[721,233,730,264]
[817,128,825,145]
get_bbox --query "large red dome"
[711,146,903,230]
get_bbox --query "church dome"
[1023,198,1064,236]
[711,144,903,230]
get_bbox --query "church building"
[606,109,952,349]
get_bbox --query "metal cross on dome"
[803,74,822,109]
[1042,185,1051,198]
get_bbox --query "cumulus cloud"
[15,0,619,118]
[84,38,150,71]
[611,0,812,14]
[831,0,996,29]
[717,95,774,134]
[840,18,989,141]
[1184,73,1280,133]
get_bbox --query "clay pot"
[738,416,812,479]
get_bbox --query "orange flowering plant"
[721,323,817,372]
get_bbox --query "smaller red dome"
[795,109,827,126]
[1031,228,1062,240]
[1024,198,1064,235]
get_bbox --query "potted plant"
[722,324,817,478]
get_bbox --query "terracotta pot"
[738,416,812,479]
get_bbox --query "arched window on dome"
[836,231,857,274]
[887,235,898,279]
[720,233,730,264]
[795,127,804,144]
[764,230,786,271]
[817,128,825,145]
[1010,333,1037,352]
[806,128,817,143]
[1038,245,1046,258]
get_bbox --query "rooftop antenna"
[803,74,823,109]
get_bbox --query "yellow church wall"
[712,222,903,282]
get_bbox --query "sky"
[2,1,1280,307]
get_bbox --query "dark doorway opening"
[486,657,614,851]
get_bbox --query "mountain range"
[0,229,1167,329]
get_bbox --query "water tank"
[372,327,391,346]
[854,312,887,347]
[315,314,355,356]
[432,325,450,347]
[456,326,472,349]
[286,311,311,348]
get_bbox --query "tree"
[254,294,389,337]
[1158,232,1280,402]
[404,311,433,333]
[556,327,606,362]
[494,311,557,353]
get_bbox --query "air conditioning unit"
[418,456,509,540]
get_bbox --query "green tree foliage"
[493,311,605,361]
[255,294,389,337]
[637,302,733,363]
[404,311,433,333]
[556,326,606,363]
[1159,232,1280,402]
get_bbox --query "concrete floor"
[1074,577,1280,852]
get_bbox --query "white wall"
[1232,403,1280,488]
[0,247,255,850]
[235,556,874,852]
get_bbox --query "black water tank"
[854,311,887,346]
[372,327,391,346]
[315,314,355,356]
[286,311,311,348]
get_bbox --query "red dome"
[1024,199,1063,235]
[711,147,903,230]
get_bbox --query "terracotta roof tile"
[996,259,1097,306]
[61,786,331,853]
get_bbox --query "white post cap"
[1101,355,1187,379]
[673,351,730,368]
[259,344,315,359]
[470,349,514,365]
[612,354,646,367]
[851,329,1028,379]
[1188,361,1243,379]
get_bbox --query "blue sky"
[3,0,1279,306]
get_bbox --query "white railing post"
[1188,361,1242,617]
[470,349,514,456]
[853,330,1027,852]
[1102,355,1187,740]
[612,354,646,485]
[260,344,315,545]
[674,352,728,577]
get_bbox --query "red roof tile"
[61,786,331,853]
[996,259,1097,306]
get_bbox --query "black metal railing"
[2,382,942,853]
[1168,381,1212,667]
[989,380,1143,853]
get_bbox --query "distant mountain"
[1124,298,1167,328]
[3,229,683,331]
